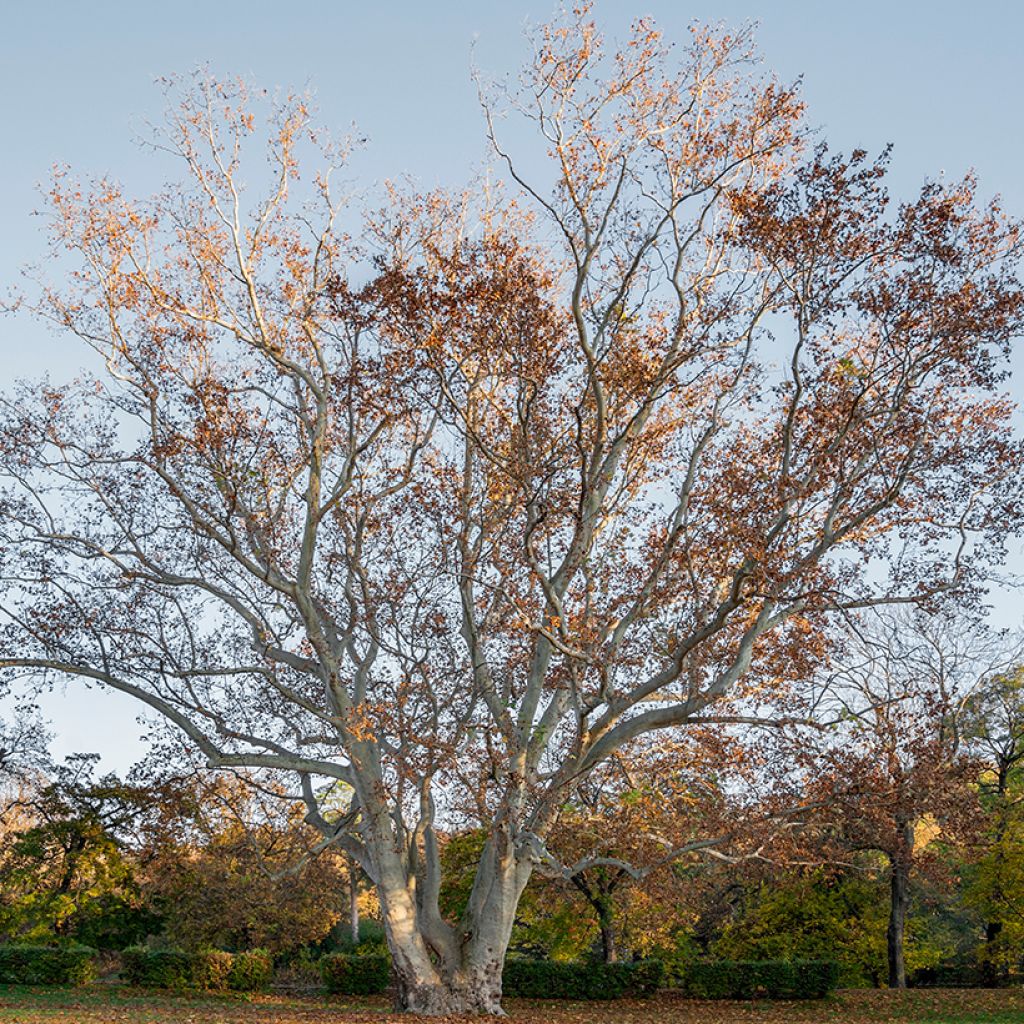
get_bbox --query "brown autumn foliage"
[1,3,1022,1013]
[803,610,995,989]
[137,774,350,955]
[540,730,813,963]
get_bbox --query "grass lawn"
[1,987,1023,1023]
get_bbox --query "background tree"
[1,5,1022,1013]
[707,860,978,988]
[542,748,717,964]
[0,755,157,947]
[139,772,349,954]
[961,663,1024,980]
[712,866,891,986]
[810,610,992,988]
[539,730,811,963]
[0,702,51,793]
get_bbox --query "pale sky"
[2,1,1023,771]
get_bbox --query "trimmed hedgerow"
[501,959,664,999]
[229,949,273,991]
[678,959,840,1000]
[120,947,273,991]
[319,953,391,995]
[0,945,96,985]
[910,962,985,988]
[121,948,194,988]
[191,950,233,991]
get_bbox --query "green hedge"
[678,960,840,999]
[909,962,985,988]
[502,959,664,999]
[192,950,233,991]
[320,953,391,995]
[0,945,97,985]
[229,949,273,991]
[318,954,662,999]
[122,948,194,988]
[121,948,273,991]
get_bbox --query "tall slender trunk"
[347,856,360,945]
[887,840,912,989]
[597,899,618,964]
[982,920,1004,987]
[571,870,623,964]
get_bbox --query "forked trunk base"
[393,964,505,1016]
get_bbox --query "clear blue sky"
[3,1,1023,771]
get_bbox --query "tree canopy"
[1,6,1021,1014]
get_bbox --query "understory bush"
[120,947,273,991]
[501,958,664,999]
[329,918,388,955]
[909,961,986,988]
[0,945,97,985]
[191,950,233,990]
[229,949,273,990]
[121,948,194,988]
[678,959,840,999]
[319,952,391,994]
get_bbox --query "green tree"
[712,865,959,987]
[0,755,157,947]
[961,665,1024,980]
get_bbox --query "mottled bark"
[393,961,505,1016]
[371,829,529,1014]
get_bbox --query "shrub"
[501,959,664,999]
[191,949,233,991]
[326,920,389,959]
[0,945,96,985]
[678,959,840,1000]
[623,960,665,996]
[909,962,985,988]
[229,949,273,991]
[320,952,391,995]
[272,947,322,991]
[121,947,194,988]
[121,947,269,990]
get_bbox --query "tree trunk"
[381,893,512,1015]
[570,871,623,964]
[372,830,530,1014]
[392,959,506,1016]
[982,777,1010,987]
[596,898,618,963]
[887,849,911,989]
[982,920,1004,987]
[347,857,360,945]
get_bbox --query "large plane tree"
[1,7,1022,1014]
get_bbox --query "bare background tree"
[807,609,1017,988]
